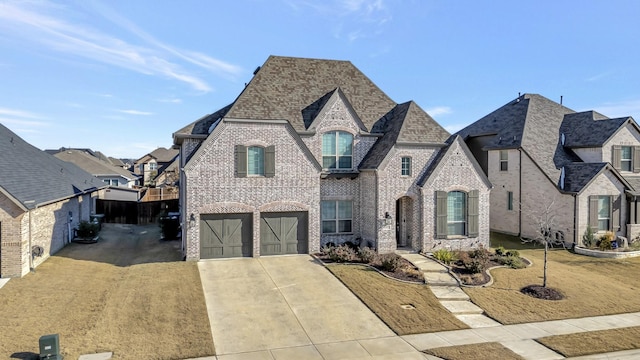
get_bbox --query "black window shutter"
[265,145,275,178]
[468,190,479,237]
[235,145,247,178]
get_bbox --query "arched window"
[322,131,353,169]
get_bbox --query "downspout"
[374,170,379,250]
[573,194,578,247]
[518,149,523,236]
[28,209,33,272]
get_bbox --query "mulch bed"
[521,285,564,300]
[315,254,423,283]
[448,257,531,286]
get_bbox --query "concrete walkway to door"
[197,255,431,359]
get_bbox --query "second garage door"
[260,212,308,255]
[200,213,252,259]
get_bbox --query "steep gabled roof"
[225,56,397,132]
[0,124,100,210]
[54,150,136,180]
[174,103,233,137]
[561,163,609,193]
[359,101,450,170]
[148,147,179,163]
[561,112,634,148]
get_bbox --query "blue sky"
[1,0,639,159]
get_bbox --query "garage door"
[200,213,252,259]
[260,212,308,256]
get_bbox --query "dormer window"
[322,131,353,170]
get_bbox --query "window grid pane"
[621,146,632,171]
[401,157,411,176]
[322,131,353,169]
[248,147,264,175]
[321,200,352,233]
[447,191,466,235]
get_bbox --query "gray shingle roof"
[54,150,136,180]
[457,93,580,184]
[360,101,450,169]
[562,163,608,193]
[561,112,631,148]
[174,104,233,136]
[0,124,100,210]
[225,56,397,132]
[148,147,179,163]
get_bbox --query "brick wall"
[421,139,491,252]
[487,149,521,234]
[576,170,627,244]
[602,123,640,165]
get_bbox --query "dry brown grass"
[424,342,525,360]
[328,264,468,335]
[537,326,640,357]
[464,233,640,324]
[0,224,214,360]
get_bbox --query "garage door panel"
[200,213,252,259]
[260,212,307,256]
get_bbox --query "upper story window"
[103,179,119,186]
[247,146,265,176]
[235,145,275,178]
[149,162,158,170]
[499,150,508,171]
[401,157,412,176]
[322,131,353,170]
[613,145,638,173]
[621,146,632,172]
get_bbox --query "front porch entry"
[396,196,413,248]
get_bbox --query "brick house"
[0,124,100,278]
[173,56,491,260]
[133,147,179,186]
[457,93,640,246]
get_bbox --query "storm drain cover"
[400,304,415,310]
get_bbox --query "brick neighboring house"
[134,147,179,186]
[0,124,101,278]
[457,93,640,246]
[173,56,491,260]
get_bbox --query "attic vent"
[561,133,565,145]
[253,66,261,75]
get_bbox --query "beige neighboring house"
[0,125,101,278]
[457,93,640,246]
[52,149,139,189]
[173,56,491,261]
[134,147,179,186]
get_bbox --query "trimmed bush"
[498,255,526,269]
[459,246,491,274]
[495,246,506,256]
[505,249,520,258]
[583,225,596,248]
[328,244,357,262]
[433,248,456,265]
[357,247,376,263]
[597,231,615,251]
[378,253,400,272]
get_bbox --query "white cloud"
[118,109,154,116]
[0,107,44,119]
[0,117,49,127]
[586,71,613,82]
[425,106,453,117]
[157,98,182,104]
[0,1,242,92]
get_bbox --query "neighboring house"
[173,55,491,261]
[52,149,140,189]
[134,147,179,186]
[457,93,640,246]
[0,124,101,278]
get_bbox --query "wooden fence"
[96,199,179,225]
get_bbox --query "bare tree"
[521,197,566,288]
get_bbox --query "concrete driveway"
[198,255,428,359]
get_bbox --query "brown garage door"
[200,213,252,259]
[260,212,308,256]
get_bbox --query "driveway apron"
[198,255,395,356]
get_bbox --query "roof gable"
[562,162,632,194]
[304,88,367,133]
[561,111,634,148]
[54,150,136,180]
[225,56,397,132]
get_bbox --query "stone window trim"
[612,145,640,173]
[435,189,479,239]
[499,150,508,171]
[235,144,275,178]
[588,195,620,232]
[401,156,412,176]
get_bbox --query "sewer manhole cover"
[400,304,415,310]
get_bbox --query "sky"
[1,0,640,159]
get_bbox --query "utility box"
[39,333,63,359]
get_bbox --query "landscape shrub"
[505,249,520,258]
[76,220,99,238]
[497,255,526,269]
[377,253,400,272]
[327,244,357,262]
[494,246,506,256]
[433,248,456,265]
[459,246,491,273]
[597,232,614,251]
[583,225,596,248]
[357,247,376,263]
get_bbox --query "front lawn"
[327,264,468,335]
[0,224,215,360]
[537,326,640,357]
[424,342,524,360]
[464,233,640,324]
